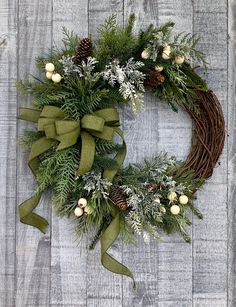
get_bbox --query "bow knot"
[19,106,120,175]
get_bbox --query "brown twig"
[182,90,225,179]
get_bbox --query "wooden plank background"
[0,0,235,306]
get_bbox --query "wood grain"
[228,0,236,306]
[0,0,17,306]
[192,1,228,306]
[15,1,52,306]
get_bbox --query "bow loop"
[55,120,80,134]
[43,123,56,139]
[40,105,65,118]
[81,115,105,133]
[38,118,56,131]
[94,108,119,125]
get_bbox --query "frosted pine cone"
[109,186,129,211]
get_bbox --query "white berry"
[162,46,171,60]
[74,207,84,217]
[162,52,171,60]
[46,71,53,80]
[154,197,161,204]
[45,63,55,72]
[164,45,171,53]
[52,73,62,83]
[170,205,180,215]
[141,49,149,59]
[78,198,87,208]
[155,65,164,72]
[84,206,93,215]
[179,195,189,205]
[167,191,177,201]
[175,55,185,65]
[160,206,166,214]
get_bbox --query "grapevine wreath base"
[18,15,225,286]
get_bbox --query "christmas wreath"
[17,15,225,286]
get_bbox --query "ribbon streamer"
[18,106,135,284]
[18,192,48,233]
[101,128,136,287]
[101,213,136,287]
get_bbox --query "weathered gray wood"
[50,214,87,306]
[50,1,88,306]
[87,2,124,306]
[122,1,194,305]
[192,1,228,306]
[0,0,233,305]
[228,1,236,306]
[15,1,52,306]
[0,0,17,306]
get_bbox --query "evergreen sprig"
[36,146,80,210]
[95,14,138,66]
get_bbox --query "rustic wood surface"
[0,0,234,306]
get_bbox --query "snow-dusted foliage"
[102,58,145,113]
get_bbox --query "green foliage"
[181,63,208,91]
[145,20,206,64]
[74,174,114,242]
[172,32,207,65]
[158,21,175,36]
[115,152,178,186]
[19,130,43,148]
[145,21,175,61]
[95,14,138,66]
[55,75,109,119]
[88,219,110,249]
[136,24,155,56]
[17,78,62,109]
[95,139,122,154]
[93,155,119,172]
[36,146,80,210]
[61,27,80,55]
[35,27,79,73]
[153,63,208,112]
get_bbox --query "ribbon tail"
[18,108,41,122]
[101,213,136,287]
[18,193,48,233]
[77,131,95,176]
[28,137,54,176]
[18,137,52,232]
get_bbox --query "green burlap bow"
[18,105,135,286]
[19,105,120,175]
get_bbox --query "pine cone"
[109,186,129,211]
[74,38,93,65]
[145,70,165,87]
[146,182,161,192]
